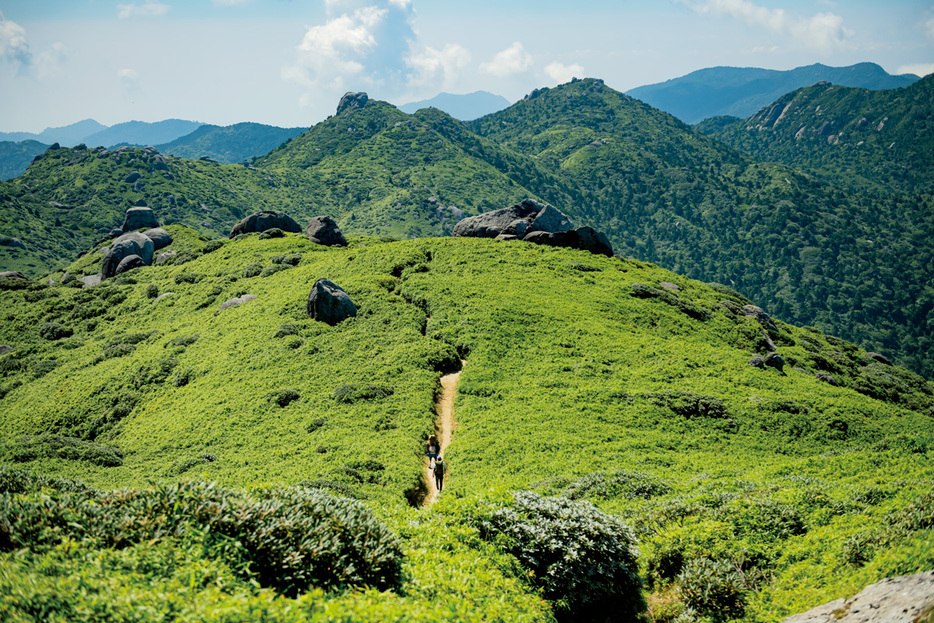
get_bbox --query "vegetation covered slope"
[627,62,920,124]
[1,231,932,621]
[155,122,307,164]
[696,75,934,196]
[0,140,48,181]
[2,79,933,379]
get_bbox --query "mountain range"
[398,90,512,120]
[627,62,920,124]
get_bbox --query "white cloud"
[388,0,411,8]
[896,63,934,77]
[117,1,171,19]
[35,42,67,79]
[0,10,32,68]
[118,67,140,91]
[480,42,533,78]
[406,43,471,89]
[681,0,853,52]
[545,62,584,84]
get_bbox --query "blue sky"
[1,0,932,132]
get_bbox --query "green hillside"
[0,140,48,181]
[156,122,307,164]
[2,79,933,380]
[1,231,933,621]
[696,75,934,195]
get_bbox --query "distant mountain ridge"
[83,119,204,149]
[627,62,920,124]
[398,91,511,120]
[155,122,307,164]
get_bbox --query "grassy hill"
[1,231,933,621]
[156,122,307,164]
[696,75,934,196]
[2,79,933,380]
[0,140,49,181]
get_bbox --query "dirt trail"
[424,366,462,506]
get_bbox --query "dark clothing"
[433,460,445,490]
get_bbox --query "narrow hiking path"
[424,365,462,506]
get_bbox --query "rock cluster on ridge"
[122,206,159,232]
[452,199,614,257]
[101,232,155,278]
[337,92,368,115]
[229,211,302,238]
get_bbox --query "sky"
[1,0,932,132]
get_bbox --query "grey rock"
[528,204,574,234]
[764,352,785,373]
[0,345,13,355]
[452,198,565,239]
[495,234,519,241]
[102,232,155,278]
[0,237,26,250]
[742,304,779,332]
[337,92,368,115]
[115,254,146,275]
[306,216,348,246]
[155,250,177,265]
[124,171,141,183]
[782,570,934,623]
[133,180,144,193]
[659,282,681,292]
[748,355,765,368]
[142,227,173,250]
[153,292,174,303]
[151,155,169,171]
[816,372,838,385]
[866,352,892,366]
[307,278,357,325]
[80,274,102,288]
[523,227,614,257]
[229,210,302,238]
[122,207,159,232]
[218,294,257,312]
[0,271,27,280]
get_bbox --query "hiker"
[433,456,446,491]
[426,435,439,469]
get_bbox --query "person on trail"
[426,435,439,469]
[433,456,446,491]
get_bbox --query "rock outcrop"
[524,226,614,257]
[0,237,26,250]
[142,227,173,250]
[306,216,348,246]
[101,232,155,278]
[452,198,573,239]
[219,294,257,312]
[307,278,357,325]
[229,211,302,238]
[782,570,934,623]
[337,92,368,115]
[0,271,27,280]
[114,254,146,275]
[122,207,159,232]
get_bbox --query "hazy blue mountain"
[0,119,107,147]
[398,91,511,120]
[156,122,307,164]
[0,140,49,180]
[82,119,204,148]
[627,62,920,124]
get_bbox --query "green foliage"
[678,557,746,621]
[267,388,300,408]
[476,491,645,622]
[333,383,394,404]
[4,433,123,466]
[39,321,71,341]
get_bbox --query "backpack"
[434,460,445,476]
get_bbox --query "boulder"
[815,372,838,385]
[151,155,169,171]
[122,206,159,232]
[155,250,177,265]
[0,271,27,280]
[748,355,765,368]
[229,210,302,238]
[114,254,146,275]
[124,171,141,183]
[866,352,892,366]
[0,345,13,355]
[659,282,681,292]
[337,92,368,115]
[219,294,257,312]
[763,352,785,373]
[523,227,614,257]
[307,278,357,326]
[102,232,155,278]
[742,305,778,332]
[79,274,102,288]
[452,198,568,239]
[306,216,348,246]
[142,227,173,250]
[782,570,934,623]
[0,236,26,250]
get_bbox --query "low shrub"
[306,418,326,433]
[5,433,123,466]
[39,322,72,341]
[267,388,300,407]
[258,228,285,239]
[242,263,263,278]
[260,264,291,277]
[650,390,728,419]
[564,470,670,501]
[0,467,96,495]
[271,253,301,266]
[333,383,394,403]
[168,334,199,348]
[274,323,299,338]
[0,481,405,597]
[174,272,202,284]
[30,359,58,378]
[145,283,159,298]
[630,283,710,321]
[101,342,135,359]
[677,557,746,621]
[202,239,225,253]
[476,491,645,622]
[174,367,195,387]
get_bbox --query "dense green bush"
[677,557,746,621]
[242,263,263,278]
[39,321,71,341]
[267,388,300,407]
[0,480,405,597]
[145,283,159,298]
[650,390,728,419]
[4,433,123,466]
[202,239,225,253]
[564,470,670,501]
[477,491,645,622]
[333,383,394,403]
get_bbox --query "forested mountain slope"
[155,122,307,164]
[696,75,934,195]
[1,231,932,621]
